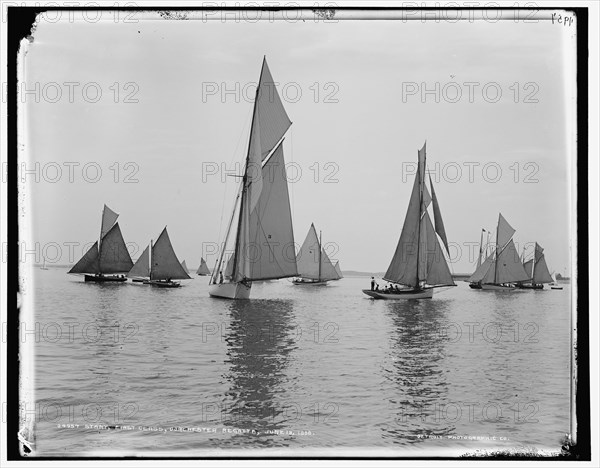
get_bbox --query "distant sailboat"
[362,142,456,299]
[40,256,48,270]
[196,257,211,276]
[127,228,191,288]
[68,204,133,282]
[468,213,530,290]
[293,224,339,286]
[181,259,188,272]
[516,242,554,289]
[209,58,297,300]
[333,261,343,280]
[550,272,563,290]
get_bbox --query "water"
[29,268,572,456]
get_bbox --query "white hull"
[362,288,434,300]
[208,282,252,299]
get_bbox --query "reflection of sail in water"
[380,300,453,442]
[220,300,297,438]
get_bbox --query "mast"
[494,215,500,283]
[477,229,485,268]
[415,145,425,287]
[231,57,266,282]
[318,230,322,282]
[211,185,242,284]
[531,245,537,285]
[149,239,153,277]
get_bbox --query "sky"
[21,9,576,275]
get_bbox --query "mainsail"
[151,228,191,281]
[522,242,553,284]
[383,143,455,289]
[68,205,133,275]
[196,257,211,275]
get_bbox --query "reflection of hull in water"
[209,282,252,299]
[84,274,127,283]
[292,278,328,286]
[362,288,433,300]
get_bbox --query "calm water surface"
[29,268,572,456]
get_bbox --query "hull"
[292,279,329,286]
[550,284,563,290]
[84,274,127,283]
[209,282,252,299]
[516,283,544,290]
[479,284,517,291]
[362,288,433,300]
[147,280,181,288]
[197,274,209,276]
[131,278,147,283]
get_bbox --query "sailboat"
[127,227,191,288]
[209,58,297,299]
[181,259,188,272]
[196,257,211,276]
[40,256,49,270]
[467,213,530,290]
[68,204,133,282]
[293,224,339,286]
[362,142,456,299]
[333,261,343,280]
[550,272,563,290]
[516,242,554,289]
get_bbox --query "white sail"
[496,213,515,251]
[423,212,454,286]
[334,261,343,279]
[224,255,234,279]
[430,176,449,252]
[320,248,339,281]
[181,260,188,272]
[127,245,150,278]
[523,259,534,279]
[97,223,134,273]
[234,143,297,282]
[196,257,211,275]
[533,255,553,283]
[296,224,321,280]
[151,228,191,281]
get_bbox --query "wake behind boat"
[68,204,133,282]
[293,224,339,286]
[208,57,297,299]
[362,142,456,300]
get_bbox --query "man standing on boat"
[371,277,376,291]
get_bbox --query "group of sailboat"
[468,214,557,291]
[293,224,342,285]
[69,205,192,288]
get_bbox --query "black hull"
[469,283,482,289]
[516,283,544,290]
[148,280,181,288]
[84,275,127,283]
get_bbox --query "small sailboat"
[333,261,343,280]
[68,204,133,282]
[196,257,211,276]
[550,272,564,290]
[208,58,297,300]
[127,228,191,288]
[516,242,554,289]
[362,142,456,299]
[39,256,49,270]
[468,214,530,290]
[293,224,339,286]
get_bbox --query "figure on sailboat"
[127,227,191,288]
[68,204,133,282]
[293,224,339,286]
[208,58,297,299]
[467,213,530,290]
[516,242,554,289]
[196,257,211,276]
[362,142,456,299]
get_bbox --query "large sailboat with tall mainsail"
[127,227,191,288]
[196,257,211,276]
[468,213,530,290]
[68,204,133,282]
[293,224,339,286]
[362,143,456,299]
[516,242,554,289]
[208,58,297,299]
